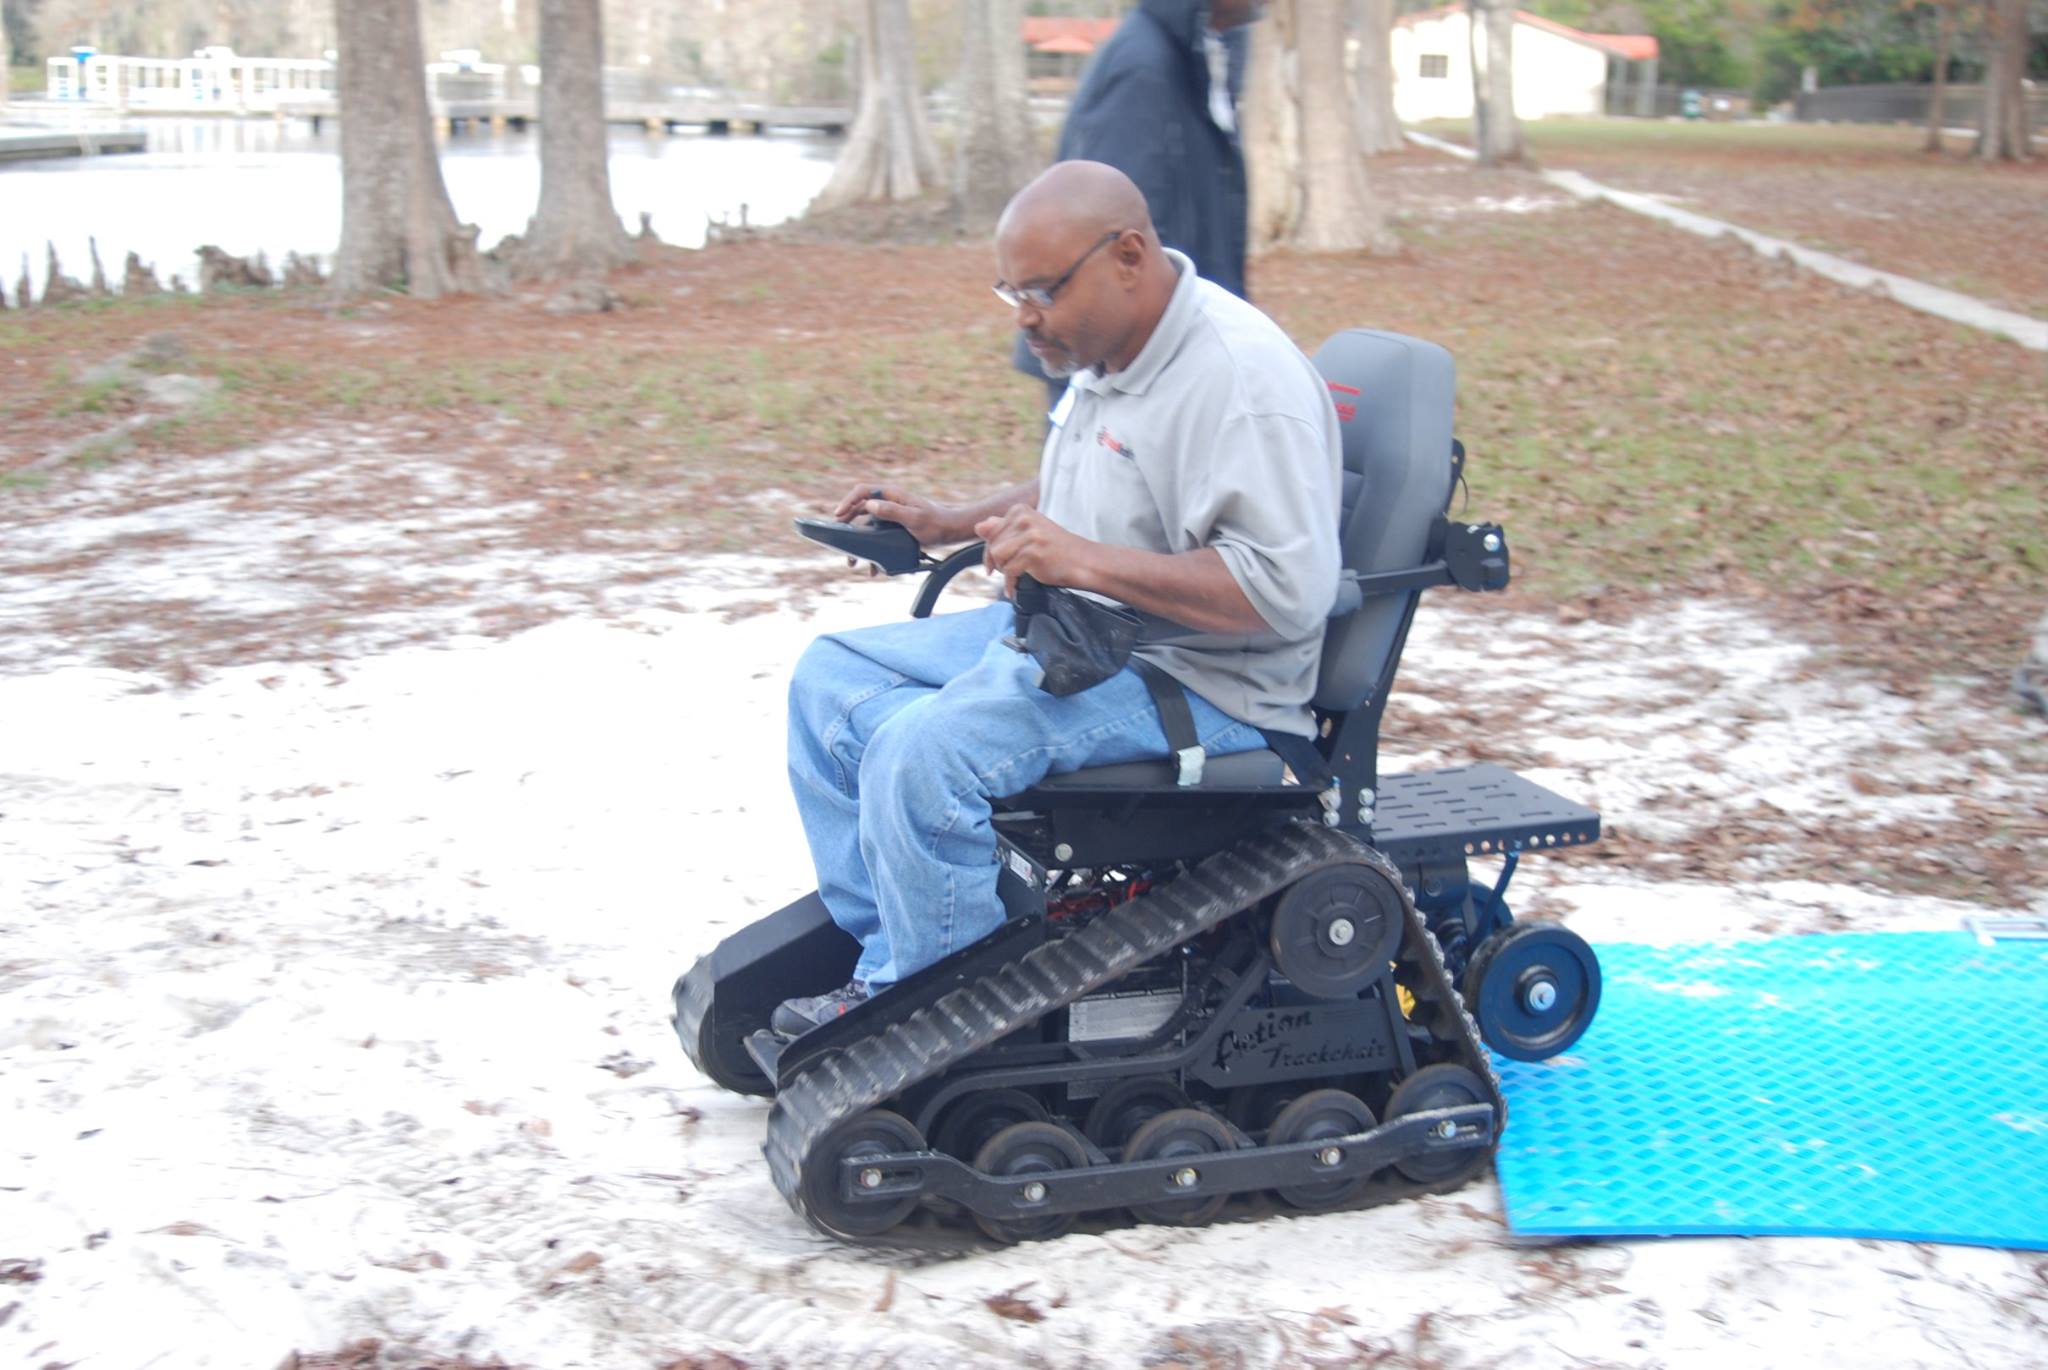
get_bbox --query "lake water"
[0,116,842,305]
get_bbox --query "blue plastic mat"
[1493,931,2048,1249]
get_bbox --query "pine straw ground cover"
[0,148,2042,698]
[1417,117,2048,318]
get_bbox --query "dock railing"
[38,52,852,133]
[46,52,336,113]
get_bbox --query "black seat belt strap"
[1131,657,1205,786]
[1256,727,1336,794]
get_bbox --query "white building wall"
[1392,13,1610,123]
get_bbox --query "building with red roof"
[1392,8,1661,122]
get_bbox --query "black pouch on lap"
[1008,576,1142,697]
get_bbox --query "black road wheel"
[1269,864,1405,999]
[932,1088,1048,1161]
[1462,921,1602,1062]
[1082,1075,1193,1152]
[971,1120,1089,1245]
[1122,1107,1236,1227]
[1266,1089,1378,1211]
[1385,1064,1490,1186]
[1224,1082,1300,1135]
[798,1109,925,1240]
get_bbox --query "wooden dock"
[41,53,851,137]
[0,129,148,162]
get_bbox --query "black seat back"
[1309,330,1458,714]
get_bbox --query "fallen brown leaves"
[276,1341,514,1370]
[1,149,2040,710]
[983,1283,1047,1323]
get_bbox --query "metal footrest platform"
[1372,762,1599,867]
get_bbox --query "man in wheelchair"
[773,160,1345,1037]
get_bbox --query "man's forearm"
[944,479,1039,543]
[1074,543,1270,637]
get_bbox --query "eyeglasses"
[992,230,1123,310]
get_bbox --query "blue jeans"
[787,602,1265,990]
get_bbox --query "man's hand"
[976,508,1097,599]
[831,483,966,547]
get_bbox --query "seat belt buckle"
[1174,745,1206,787]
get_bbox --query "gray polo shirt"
[1040,251,1341,736]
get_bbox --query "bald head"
[993,162,1178,378]
[997,160,1156,249]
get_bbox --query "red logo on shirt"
[1096,427,1136,460]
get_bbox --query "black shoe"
[771,980,871,1037]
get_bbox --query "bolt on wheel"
[1462,921,1602,1061]
[970,1120,1088,1245]
[1384,1063,1491,1186]
[798,1109,925,1241]
[1269,864,1404,999]
[1266,1089,1378,1211]
[1122,1107,1236,1227]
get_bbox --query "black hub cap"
[1269,865,1404,999]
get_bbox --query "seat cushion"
[1030,748,1287,790]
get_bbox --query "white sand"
[3,441,2045,1368]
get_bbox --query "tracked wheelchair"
[672,330,1604,1244]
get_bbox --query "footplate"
[763,821,1503,1241]
[1372,762,1600,867]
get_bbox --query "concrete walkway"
[1405,129,2048,354]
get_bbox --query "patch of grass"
[66,432,134,469]
[54,372,137,416]
[0,222,2032,681]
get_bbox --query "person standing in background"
[1013,1,1263,410]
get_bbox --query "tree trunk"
[1244,0,1302,250]
[518,0,632,278]
[1976,0,2033,162]
[1246,0,1396,254]
[1295,0,1395,249]
[1466,1,1487,155]
[331,0,484,298]
[953,0,1035,225]
[1923,7,1954,153]
[811,0,940,210]
[1470,0,1522,166]
[1351,0,1404,155]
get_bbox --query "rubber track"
[763,821,1502,1236]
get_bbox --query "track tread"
[764,822,1503,1237]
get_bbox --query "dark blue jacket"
[1013,0,1249,379]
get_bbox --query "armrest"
[910,543,988,618]
[1330,521,1511,613]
